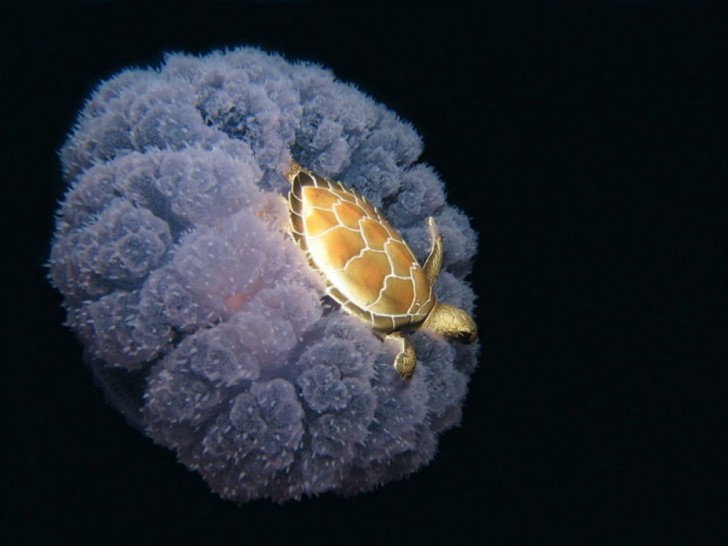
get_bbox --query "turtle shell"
[288,165,435,332]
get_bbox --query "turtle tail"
[286,159,303,185]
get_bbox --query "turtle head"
[421,302,477,344]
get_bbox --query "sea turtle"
[286,161,477,379]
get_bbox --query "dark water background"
[2,1,725,544]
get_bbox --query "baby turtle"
[286,161,477,379]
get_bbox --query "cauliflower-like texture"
[49,47,479,503]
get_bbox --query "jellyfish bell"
[49,46,479,503]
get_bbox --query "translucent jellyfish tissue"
[49,47,479,503]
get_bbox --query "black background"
[2,1,726,544]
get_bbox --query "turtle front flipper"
[387,330,416,379]
[423,217,443,284]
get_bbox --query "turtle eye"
[454,329,477,344]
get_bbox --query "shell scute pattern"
[360,217,390,250]
[288,164,434,331]
[334,200,366,230]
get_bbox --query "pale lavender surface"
[49,47,479,502]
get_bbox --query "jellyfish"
[48,47,479,503]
